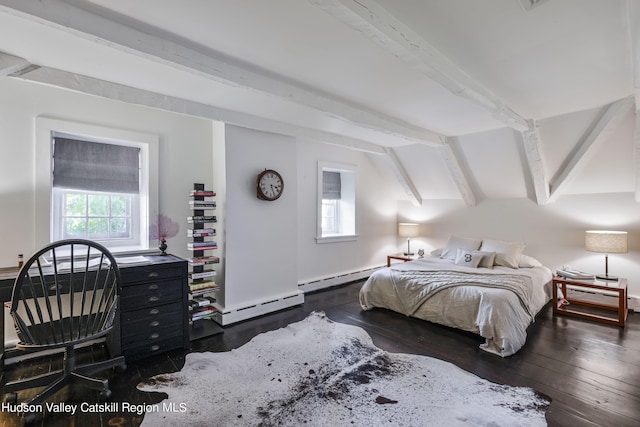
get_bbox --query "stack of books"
[556,269,594,280]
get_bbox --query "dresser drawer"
[120,278,184,311]
[121,322,182,347]
[121,305,183,340]
[120,264,185,285]
[121,301,183,323]
[122,335,185,360]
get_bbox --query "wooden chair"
[3,239,126,422]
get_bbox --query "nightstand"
[552,276,628,327]
[387,253,413,267]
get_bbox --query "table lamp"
[585,230,627,281]
[398,223,420,256]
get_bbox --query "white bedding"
[359,257,553,357]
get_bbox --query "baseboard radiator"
[298,265,383,293]
[217,291,305,326]
[564,288,639,312]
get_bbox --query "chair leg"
[3,370,64,394]
[75,355,126,376]
[25,374,71,408]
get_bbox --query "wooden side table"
[552,276,628,327]
[387,253,413,267]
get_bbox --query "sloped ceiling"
[0,0,637,205]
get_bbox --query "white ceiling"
[0,0,637,203]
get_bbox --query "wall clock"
[256,169,284,201]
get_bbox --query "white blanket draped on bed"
[359,257,552,357]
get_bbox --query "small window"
[317,162,357,243]
[36,118,158,253]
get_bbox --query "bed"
[359,237,553,357]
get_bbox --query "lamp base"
[596,274,618,281]
[403,252,414,256]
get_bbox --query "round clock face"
[256,169,284,201]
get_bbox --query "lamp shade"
[585,230,628,254]
[398,223,420,238]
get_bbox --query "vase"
[159,239,168,255]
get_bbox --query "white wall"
[222,125,298,310]
[296,139,400,283]
[398,192,640,298]
[0,78,214,267]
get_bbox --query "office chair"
[3,239,126,422]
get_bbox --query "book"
[190,270,216,280]
[187,215,217,223]
[556,269,594,280]
[193,295,216,306]
[189,256,220,265]
[190,190,216,197]
[188,228,216,237]
[187,243,218,251]
[190,286,219,296]
[189,200,217,208]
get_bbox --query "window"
[51,136,140,247]
[36,118,158,253]
[317,162,357,243]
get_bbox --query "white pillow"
[475,251,496,269]
[430,248,443,257]
[454,249,483,268]
[519,254,543,268]
[440,236,482,260]
[479,239,526,269]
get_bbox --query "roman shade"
[53,137,140,193]
[322,171,341,200]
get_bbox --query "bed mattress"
[359,257,553,356]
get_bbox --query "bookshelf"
[188,183,223,340]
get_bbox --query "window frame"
[316,161,357,243]
[36,117,158,254]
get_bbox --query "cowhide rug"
[138,312,549,426]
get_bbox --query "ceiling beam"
[521,121,550,205]
[310,0,529,131]
[549,97,634,202]
[0,0,444,147]
[438,139,476,207]
[382,147,422,206]
[14,65,386,155]
[625,0,640,105]
[0,51,32,78]
[635,111,640,202]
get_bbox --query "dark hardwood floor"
[1,280,639,426]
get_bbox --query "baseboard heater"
[564,287,639,312]
[217,291,304,326]
[298,265,383,293]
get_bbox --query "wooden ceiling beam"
[310,0,529,131]
[15,66,386,155]
[0,51,32,78]
[382,147,422,206]
[549,97,634,202]
[439,139,476,207]
[521,121,550,205]
[0,0,444,147]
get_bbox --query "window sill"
[315,234,358,244]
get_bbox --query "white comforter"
[359,257,553,357]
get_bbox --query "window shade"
[53,137,140,193]
[322,171,341,200]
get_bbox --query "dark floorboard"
[1,280,639,426]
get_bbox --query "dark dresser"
[118,254,190,361]
[1,253,190,365]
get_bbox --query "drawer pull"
[149,320,160,327]
[149,333,160,340]
[150,345,160,352]
[149,309,160,315]
[148,272,159,278]
[148,296,159,303]
[148,284,159,290]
